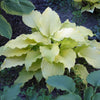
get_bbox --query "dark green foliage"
[72,10,87,25]
[87,70,100,87]
[46,75,75,92]
[1,0,35,16]
[84,87,94,100]
[0,84,21,100]
[56,93,82,100]
[0,0,35,39]
[92,93,100,100]
[0,15,12,39]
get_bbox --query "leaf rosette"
[0,7,100,84]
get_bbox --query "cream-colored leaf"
[6,34,36,49]
[78,47,100,68]
[76,26,93,37]
[27,32,51,45]
[89,40,100,51]
[0,47,29,57]
[73,64,89,85]
[14,68,35,86]
[1,55,25,70]
[22,10,41,28]
[41,59,64,79]
[25,50,42,71]
[55,49,76,70]
[28,59,41,72]
[39,7,61,37]
[40,44,59,63]
[53,28,84,42]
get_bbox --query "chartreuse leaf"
[60,38,78,49]
[0,15,12,39]
[61,19,76,29]
[28,59,41,72]
[47,75,75,92]
[94,4,100,9]
[5,34,36,49]
[14,68,35,86]
[27,32,51,45]
[0,46,29,57]
[41,59,64,79]
[84,87,93,100]
[81,5,95,13]
[3,84,21,100]
[0,55,25,70]
[25,50,42,71]
[22,10,41,28]
[87,70,100,87]
[39,7,61,37]
[34,69,43,82]
[73,64,89,85]
[55,49,76,70]
[92,93,100,100]
[86,0,99,3]
[56,93,81,100]
[40,44,59,63]
[78,47,100,68]
[1,0,35,16]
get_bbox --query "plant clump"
[0,7,100,85]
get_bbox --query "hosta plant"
[0,7,100,86]
[74,0,100,13]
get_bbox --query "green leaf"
[34,70,43,82]
[0,15,12,39]
[14,68,35,86]
[87,70,100,87]
[25,50,41,71]
[1,0,35,16]
[3,84,21,100]
[73,64,89,85]
[41,59,64,79]
[84,87,94,100]
[56,93,82,100]
[0,55,25,70]
[60,38,78,49]
[46,75,75,92]
[92,93,100,100]
[40,44,59,63]
[55,49,76,70]
[81,5,95,13]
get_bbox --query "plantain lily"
[0,7,100,82]
[74,0,100,13]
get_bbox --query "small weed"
[72,10,87,25]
